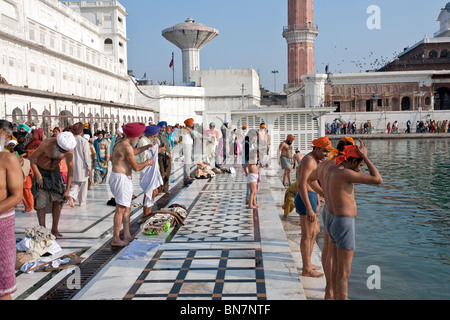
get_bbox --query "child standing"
[244,149,260,209]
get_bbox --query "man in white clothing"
[68,122,91,207]
[182,118,194,183]
[140,125,164,219]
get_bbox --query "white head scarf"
[57,132,77,152]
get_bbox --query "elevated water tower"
[162,18,219,83]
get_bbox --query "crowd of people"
[326,118,450,135]
[1,115,387,300]
[279,133,383,300]
[0,117,274,299]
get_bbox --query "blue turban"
[144,125,161,137]
[157,121,167,128]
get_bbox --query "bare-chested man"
[324,141,382,300]
[292,148,304,170]
[307,136,355,299]
[295,136,333,278]
[278,135,295,187]
[0,120,24,300]
[109,123,154,247]
[28,131,76,239]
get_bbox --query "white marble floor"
[12,159,325,300]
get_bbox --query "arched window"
[441,49,449,58]
[12,107,23,123]
[429,50,438,59]
[104,38,113,45]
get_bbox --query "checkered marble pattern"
[170,182,257,243]
[124,248,266,300]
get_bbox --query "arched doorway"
[434,87,450,110]
[59,110,73,129]
[42,109,51,136]
[401,97,411,111]
[12,107,24,123]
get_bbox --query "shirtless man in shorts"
[29,132,76,238]
[278,135,295,187]
[324,140,382,300]
[307,137,355,299]
[109,123,154,247]
[295,136,333,277]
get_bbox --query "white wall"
[0,0,130,103]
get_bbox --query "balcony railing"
[283,23,319,33]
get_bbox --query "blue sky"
[120,0,442,92]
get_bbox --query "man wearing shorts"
[295,136,333,278]
[325,141,382,299]
[307,136,355,299]
[29,131,76,239]
[109,123,154,248]
[278,135,295,187]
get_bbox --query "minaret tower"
[283,0,319,89]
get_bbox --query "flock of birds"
[320,45,402,75]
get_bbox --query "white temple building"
[0,0,334,157]
[0,0,156,134]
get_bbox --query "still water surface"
[341,138,450,300]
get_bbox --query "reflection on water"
[347,139,450,300]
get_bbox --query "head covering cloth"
[6,140,17,146]
[123,123,146,138]
[311,136,333,150]
[336,145,362,165]
[328,136,355,160]
[144,125,161,137]
[57,131,77,152]
[184,118,194,127]
[157,121,167,128]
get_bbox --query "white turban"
[6,140,17,146]
[57,132,77,152]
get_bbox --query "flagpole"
[172,52,175,86]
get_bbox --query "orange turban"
[260,123,266,128]
[311,136,333,150]
[287,134,295,141]
[340,136,354,145]
[328,136,355,160]
[242,125,247,130]
[336,145,362,165]
[184,118,194,127]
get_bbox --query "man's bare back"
[111,138,154,176]
[111,139,135,176]
[326,142,382,217]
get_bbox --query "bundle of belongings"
[211,167,232,175]
[282,181,298,218]
[15,226,84,273]
[139,204,188,235]
[195,163,216,179]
